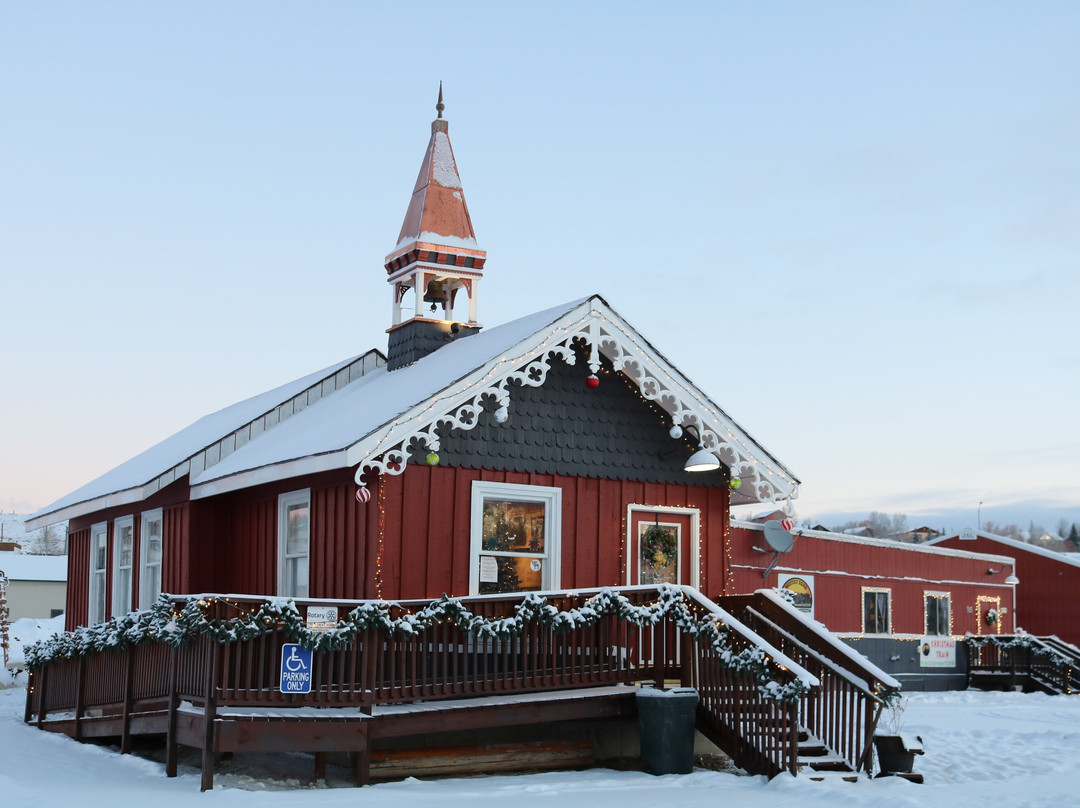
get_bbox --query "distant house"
[895,525,943,543]
[928,530,1080,647]
[0,551,67,621]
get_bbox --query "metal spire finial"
[436,82,445,119]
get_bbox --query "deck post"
[35,664,49,728]
[24,668,35,724]
[200,640,220,792]
[165,645,180,777]
[652,621,666,688]
[314,752,327,785]
[73,657,87,741]
[679,633,693,688]
[350,722,371,786]
[120,649,136,754]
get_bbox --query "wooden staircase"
[969,634,1080,695]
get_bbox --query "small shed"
[0,551,67,621]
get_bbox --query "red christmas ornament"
[355,487,371,504]
[781,518,794,531]
[586,374,600,389]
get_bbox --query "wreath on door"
[985,608,999,625]
[642,524,677,568]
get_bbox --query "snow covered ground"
[2,676,1078,808]
[4,618,1078,806]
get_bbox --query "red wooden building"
[929,530,1080,647]
[728,521,1019,690]
[28,102,801,631]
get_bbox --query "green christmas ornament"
[425,451,440,466]
[729,477,742,491]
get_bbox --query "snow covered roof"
[927,530,1080,571]
[732,520,1016,565]
[31,295,800,527]
[27,352,384,529]
[0,551,67,583]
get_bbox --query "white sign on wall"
[305,606,338,633]
[479,556,499,583]
[919,636,957,668]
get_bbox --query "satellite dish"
[763,520,795,554]
[761,520,795,579]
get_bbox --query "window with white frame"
[470,481,561,595]
[924,591,951,635]
[89,522,108,624]
[862,587,891,635]
[113,516,134,617]
[140,509,164,608]
[278,489,311,598]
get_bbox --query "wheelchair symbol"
[285,646,308,672]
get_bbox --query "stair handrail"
[747,590,900,693]
[677,585,820,692]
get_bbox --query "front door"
[627,507,698,587]
[977,595,1003,635]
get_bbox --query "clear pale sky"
[2,2,1077,529]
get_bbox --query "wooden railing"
[720,591,895,776]
[25,587,819,779]
[968,635,1080,694]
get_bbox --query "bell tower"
[384,86,486,370]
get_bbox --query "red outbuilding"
[728,521,1019,690]
[929,530,1080,648]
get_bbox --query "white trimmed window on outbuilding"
[140,508,164,608]
[278,489,311,598]
[89,522,108,624]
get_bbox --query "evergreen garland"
[25,586,809,704]
[966,632,1073,667]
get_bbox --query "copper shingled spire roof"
[386,84,484,265]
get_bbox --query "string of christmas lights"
[352,305,798,505]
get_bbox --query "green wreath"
[642,524,677,567]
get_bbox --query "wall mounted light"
[684,447,721,473]
[659,422,722,472]
[1005,573,1020,585]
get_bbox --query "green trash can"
[636,686,699,775]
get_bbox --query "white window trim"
[89,522,108,625]
[862,586,892,635]
[112,515,134,617]
[923,590,951,636]
[469,481,562,595]
[139,508,164,609]
[624,504,701,588]
[278,489,311,598]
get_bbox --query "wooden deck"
[25,586,893,789]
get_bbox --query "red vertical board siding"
[450,468,479,595]
[729,527,1017,636]
[936,536,1077,645]
[596,482,622,586]
[65,527,91,631]
[398,461,433,598]
[573,477,600,588]
[425,465,457,599]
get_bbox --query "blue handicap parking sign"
[280,643,313,694]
